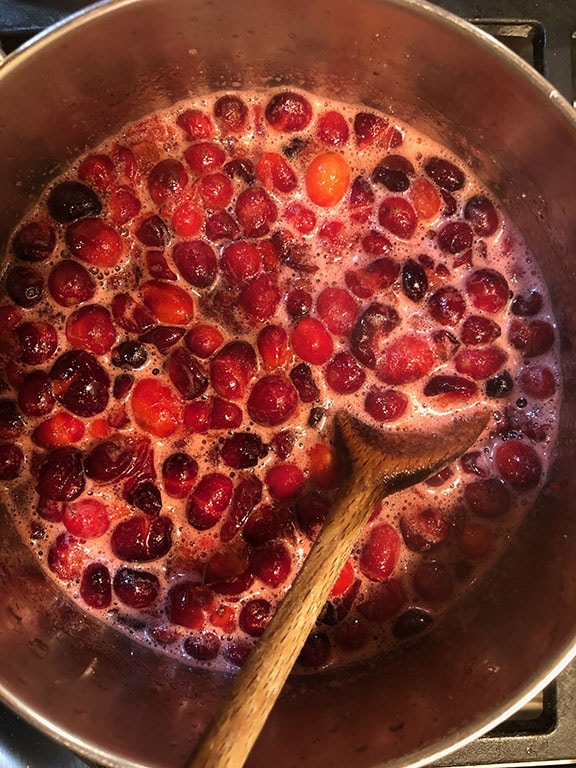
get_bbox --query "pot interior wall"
[1,0,576,766]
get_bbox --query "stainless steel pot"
[1,0,576,766]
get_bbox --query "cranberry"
[198,172,234,209]
[256,152,297,193]
[519,365,556,399]
[376,333,435,385]
[187,473,233,530]
[485,370,514,399]
[349,303,399,368]
[147,159,188,206]
[392,608,434,639]
[461,315,501,345]
[223,158,256,185]
[111,515,173,561]
[424,375,477,401]
[284,202,317,235]
[0,442,24,480]
[50,350,110,417]
[138,326,184,354]
[372,154,414,192]
[221,432,264,469]
[135,215,170,248]
[111,341,148,369]
[113,374,134,400]
[125,479,162,516]
[184,631,221,661]
[428,285,466,326]
[167,582,213,628]
[47,180,102,223]
[265,91,312,132]
[424,156,465,191]
[12,221,56,262]
[65,217,123,268]
[166,347,208,400]
[455,345,508,380]
[289,363,320,403]
[185,324,224,358]
[162,453,198,499]
[245,374,297,428]
[325,351,366,394]
[240,274,281,321]
[257,325,290,371]
[15,321,57,365]
[357,579,405,623]
[264,463,304,501]
[242,503,292,546]
[210,341,257,400]
[511,290,543,317]
[6,265,44,308]
[66,305,116,355]
[235,187,277,238]
[17,371,55,416]
[495,439,542,489]
[361,230,392,256]
[32,412,85,448]
[400,506,450,552]
[63,498,109,538]
[113,567,160,608]
[348,176,375,222]
[464,195,499,236]
[220,475,263,542]
[208,397,242,430]
[285,287,312,319]
[183,141,226,174]
[177,108,214,140]
[298,632,332,668]
[290,318,333,366]
[141,279,195,325]
[80,563,112,609]
[364,387,408,423]
[221,241,261,285]
[78,154,115,191]
[437,221,473,254]
[239,598,272,637]
[411,177,442,219]
[131,378,180,438]
[170,199,202,236]
[172,240,217,289]
[378,196,417,239]
[111,293,155,334]
[145,250,177,281]
[222,640,253,668]
[35,446,85,501]
[271,430,295,460]
[48,532,84,580]
[48,260,95,306]
[359,523,400,582]
[214,94,248,131]
[413,561,454,603]
[402,258,428,302]
[345,258,399,300]
[84,436,136,483]
[316,287,358,336]
[466,268,510,313]
[353,112,388,147]
[109,186,142,226]
[509,319,555,358]
[461,450,490,478]
[251,540,291,587]
[464,478,512,517]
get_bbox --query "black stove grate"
[1,2,576,767]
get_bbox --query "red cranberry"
[511,290,543,317]
[235,187,277,238]
[495,440,542,489]
[0,442,24,480]
[316,287,358,336]
[12,221,56,262]
[239,598,272,637]
[376,333,435,385]
[428,285,466,326]
[466,268,510,313]
[162,453,198,499]
[424,157,465,191]
[17,371,55,416]
[78,154,115,191]
[361,230,392,256]
[35,446,85,501]
[286,287,313,318]
[15,321,57,365]
[324,351,366,394]
[66,217,123,268]
[464,195,499,235]
[109,186,142,225]
[291,318,333,365]
[198,172,234,208]
[221,241,261,285]
[357,579,405,623]
[265,91,312,132]
[111,515,173,561]
[48,260,96,306]
[400,506,450,552]
[135,215,170,248]
[210,341,257,400]
[63,498,110,538]
[167,582,213,628]
[461,315,501,345]
[47,180,102,223]
[240,274,281,321]
[378,196,417,239]
[455,345,508,380]
[124,479,162,516]
[147,159,188,206]
[113,567,160,608]
[413,561,454,603]
[144,249,176,281]
[6,265,44,308]
[353,112,388,147]
[84,436,136,483]
[359,523,400,582]
[111,341,148,369]
[173,240,217,289]
[205,210,239,242]
[32,412,85,448]
[185,324,224,358]
[509,319,554,358]
[364,387,408,423]
[257,325,289,371]
[348,176,375,222]
[256,152,297,193]
[519,365,556,399]
[214,94,248,131]
[187,473,233,530]
[464,478,512,517]
[220,475,263,543]
[437,221,473,254]
[247,374,298,427]
[183,141,226,174]
[184,631,221,661]
[66,305,116,355]
[80,563,112,609]
[221,432,264,469]
[0,399,24,439]
[48,532,84,580]
[251,540,291,587]
[177,108,214,140]
[314,110,348,146]
[222,640,253,668]
[265,463,304,501]
[50,350,110,417]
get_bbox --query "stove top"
[1,1,576,767]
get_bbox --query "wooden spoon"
[185,409,489,768]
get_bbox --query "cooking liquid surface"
[0,89,560,673]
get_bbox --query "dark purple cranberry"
[222,640,253,668]
[223,158,256,185]
[50,350,110,417]
[17,371,55,416]
[461,315,501,345]
[184,631,221,661]
[0,399,25,439]
[428,286,466,326]
[511,290,544,317]
[295,491,330,539]
[167,347,208,400]
[286,287,313,318]
[205,210,239,242]
[308,406,326,428]
[402,259,428,302]
[265,91,312,132]
[297,632,332,668]
[135,215,169,247]
[111,341,148,369]
[424,375,477,399]
[350,303,400,368]
[113,373,134,400]
[47,180,102,223]
[424,157,465,191]
[437,222,473,254]
[15,321,58,365]
[35,447,85,501]
[162,452,198,499]
[464,195,499,236]
[371,155,414,192]
[6,265,44,308]
[111,515,173,561]
[220,433,265,469]
[0,442,24,480]
[85,437,135,483]
[392,608,434,638]
[80,563,112,609]
[138,326,185,354]
[485,370,514,399]
[113,567,160,608]
[173,240,218,289]
[36,497,65,522]
[126,480,162,516]
[214,94,249,131]
[239,599,272,637]
[12,221,56,262]
[220,475,263,543]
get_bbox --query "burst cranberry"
[511,290,543,317]
[135,215,169,247]
[145,249,177,281]
[221,432,264,469]
[66,305,116,355]
[185,324,224,358]
[113,567,160,608]
[376,333,434,385]
[316,110,350,145]
[423,375,477,401]
[111,293,155,334]
[12,221,56,262]
[65,217,123,268]
[162,453,198,498]
[0,442,24,480]
[205,542,250,585]
[84,435,138,483]
[17,371,55,416]
[294,490,330,539]
[257,325,290,371]
[495,439,542,489]
[80,563,112,609]
[109,185,142,225]
[519,365,556,398]
[256,152,297,193]
[207,397,241,429]
[224,157,256,184]
[324,352,366,394]
[240,274,281,321]
[184,631,221,661]
[63,498,110,538]
[35,446,85,501]
[168,582,214,628]
[6,265,44,308]
[210,341,257,400]
[428,285,466,326]
[357,579,405,622]
[411,176,442,219]
[464,195,499,236]
[48,260,96,306]
[424,156,465,191]
[345,258,400,300]
[111,515,173,561]
[183,141,226,174]
[378,196,417,239]
[177,108,214,140]
[359,523,400,582]
[187,473,233,530]
[466,268,510,313]
[361,230,392,256]
[464,478,512,517]
[131,378,180,438]
[33,412,85,448]
[235,187,277,238]
[15,321,58,365]
[413,562,454,603]
[265,91,312,132]
[48,532,85,580]
[291,318,333,365]
[47,180,102,223]
[50,349,110,417]
[288,363,319,403]
[111,340,148,369]
[285,200,317,234]
[353,112,388,147]
[167,347,208,400]
[454,345,508,380]
[220,475,263,542]
[239,599,272,637]
[461,315,501,345]
[147,158,188,206]
[364,387,408,422]
[509,319,554,358]
[251,540,291,587]
[350,303,400,368]
[138,326,184,354]
[437,221,473,254]
[297,632,332,668]
[347,176,375,222]
[315,287,358,336]
[399,507,450,552]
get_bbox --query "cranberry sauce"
[0,89,560,674]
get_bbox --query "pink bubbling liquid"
[0,88,560,673]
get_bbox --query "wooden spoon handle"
[185,479,380,768]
